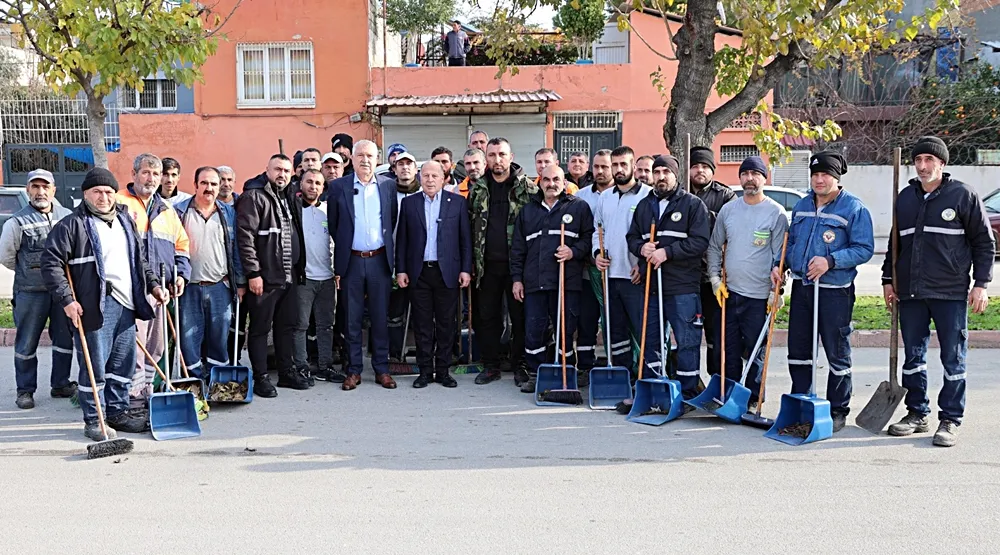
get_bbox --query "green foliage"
[385,0,455,34]
[465,37,577,66]
[553,0,607,60]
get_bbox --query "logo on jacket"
[822,230,836,243]
[941,208,956,222]
[562,214,574,224]
[752,230,769,247]
[670,212,682,222]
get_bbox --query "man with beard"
[532,148,578,195]
[331,133,355,176]
[707,157,788,413]
[592,147,661,407]
[627,155,711,402]
[174,167,245,383]
[468,137,536,386]
[772,151,874,433]
[634,155,654,186]
[217,166,239,207]
[456,148,485,198]
[688,145,736,378]
[42,168,168,440]
[237,154,309,397]
[117,153,190,408]
[321,153,345,184]
[883,137,994,447]
[572,149,614,383]
[389,152,421,362]
[159,157,192,205]
[431,146,460,192]
[567,152,595,190]
[511,165,594,391]
[1,169,75,409]
[452,130,488,183]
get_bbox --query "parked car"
[982,188,1000,256]
[0,187,29,230]
[734,185,807,223]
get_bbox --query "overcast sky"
[461,2,558,31]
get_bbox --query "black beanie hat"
[810,151,848,181]
[293,150,304,169]
[81,168,119,192]
[652,155,679,178]
[738,156,768,179]
[689,146,716,171]
[911,136,949,165]
[331,133,354,153]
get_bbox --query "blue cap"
[387,143,407,158]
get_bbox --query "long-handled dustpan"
[138,337,201,440]
[454,287,483,374]
[742,232,789,429]
[628,223,684,425]
[856,147,907,433]
[388,305,419,375]
[208,293,253,404]
[165,299,208,421]
[535,217,583,406]
[589,223,632,409]
[765,280,833,445]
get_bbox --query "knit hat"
[331,133,353,153]
[293,150,304,169]
[809,151,848,181]
[739,156,769,179]
[81,168,119,192]
[689,146,716,171]
[652,155,679,178]
[387,143,407,159]
[911,136,949,165]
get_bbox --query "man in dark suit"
[326,140,399,390]
[396,161,472,388]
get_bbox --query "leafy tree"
[0,0,237,169]
[479,0,958,165]
[553,0,608,61]
[385,0,455,64]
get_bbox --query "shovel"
[742,231,789,429]
[589,223,633,409]
[454,287,484,374]
[535,217,583,406]
[388,305,419,375]
[765,280,834,445]
[208,292,253,404]
[138,337,201,441]
[627,223,684,425]
[856,147,907,433]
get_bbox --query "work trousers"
[474,260,524,370]
[13,290,74,394]
[576,277,601,372]
[132,294,165,400]
[295,278,336,370]
[701,281,722,376]
[786,280,854,415]
[245,281,299,380]
[606,278,662,380]
[899,298,967,424]
[524,290,579,378]
[718,292,768,403]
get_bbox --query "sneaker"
[513,365,530,387]
[746,401,759,414]
[51,382,78,398]
[475,369,502,385]
[299,367,315,388]
[254,376,278,398]
[888,411,930,436]
[519,379,536,394]
[15,392,34,409]
[83,421,117,442]
[933,420,959,447]
[106,411,150,434]
[315,367,347,383]
[832,413,847,433]
[277,369,310,390]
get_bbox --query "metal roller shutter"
[470,114,547,171]
[380,115,468,162]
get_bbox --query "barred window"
[720,145,760,163]
[237,42,315,108]
[121,79,177,111]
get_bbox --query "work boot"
[832,413,847,433]
[106,410,149,434]
[514,363,530,387]
[888,411,930,436]
[933,420,959,447]
[475,368,502,385]
[277,368,310,390]
[15,392,34,409]
[315,366,347,383]
[577,371,590,388]
[520,379,536,394]
[253,375,278,398]
[413,372,433,389]
[50,381,78,398]
[746,401,759,415]
[83,421,117,442]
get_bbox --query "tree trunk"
[86,93,108,170]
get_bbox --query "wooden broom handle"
[720,243,727,399]
[136,338,177,392]
[637,222,655,381]
[164,309,191,379]
[560,223,568,389]
[757,232,789,416]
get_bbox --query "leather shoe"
[474,369,501,385]
[342,373,362,391]
[436,373,458,388]
[413,374,433,388]
[375,373,397,389]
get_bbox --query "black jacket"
[236,173,305,288]
[627,187,711,295]
[568,171,596,190]
[41,205,159,332]
[882,175,995,300]
[510,192,595,293]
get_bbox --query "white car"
[734,185,806,223]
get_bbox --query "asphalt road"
[2,346,998,553]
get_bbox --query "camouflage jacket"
[467,164,537,286]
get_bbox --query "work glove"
[710,276,728,307]
[767,290,785,313]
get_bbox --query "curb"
[1,329,998,349]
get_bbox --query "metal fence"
[0,95,121,147]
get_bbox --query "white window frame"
[236,41,316,109]
[119,78,178,112]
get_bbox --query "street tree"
[553,0,608,61]
[385,0,456,65]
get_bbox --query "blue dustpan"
[208,366,253,404]
[627,377,684,425]
[149,390,202,440]
[588,366,632,409]
[685,375,752,424]
[535,362,581,406]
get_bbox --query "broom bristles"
[538,389,583,405]
[87,438,134,460]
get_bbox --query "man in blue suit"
[396,161,472,388]
[326,140,399,390]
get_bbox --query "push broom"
[537,217,583,405]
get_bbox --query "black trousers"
[474,260,524,369]
[244,281,299,379]
[410,263,460,375]
[700,281,721,376]
[448,57,466,66]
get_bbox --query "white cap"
[394,152,416,164]
[321,152,344,164]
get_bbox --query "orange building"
[109,3,761,191]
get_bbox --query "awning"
[367,89,561,114]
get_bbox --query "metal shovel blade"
[626,378,684,426]
[588,366,633,410]
[764,393,833,446]
[855,380,907,434]
[535,363,580,406]
[149,390,202,440]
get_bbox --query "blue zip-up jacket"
[780,188,874,286]
[174,198,246,294]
